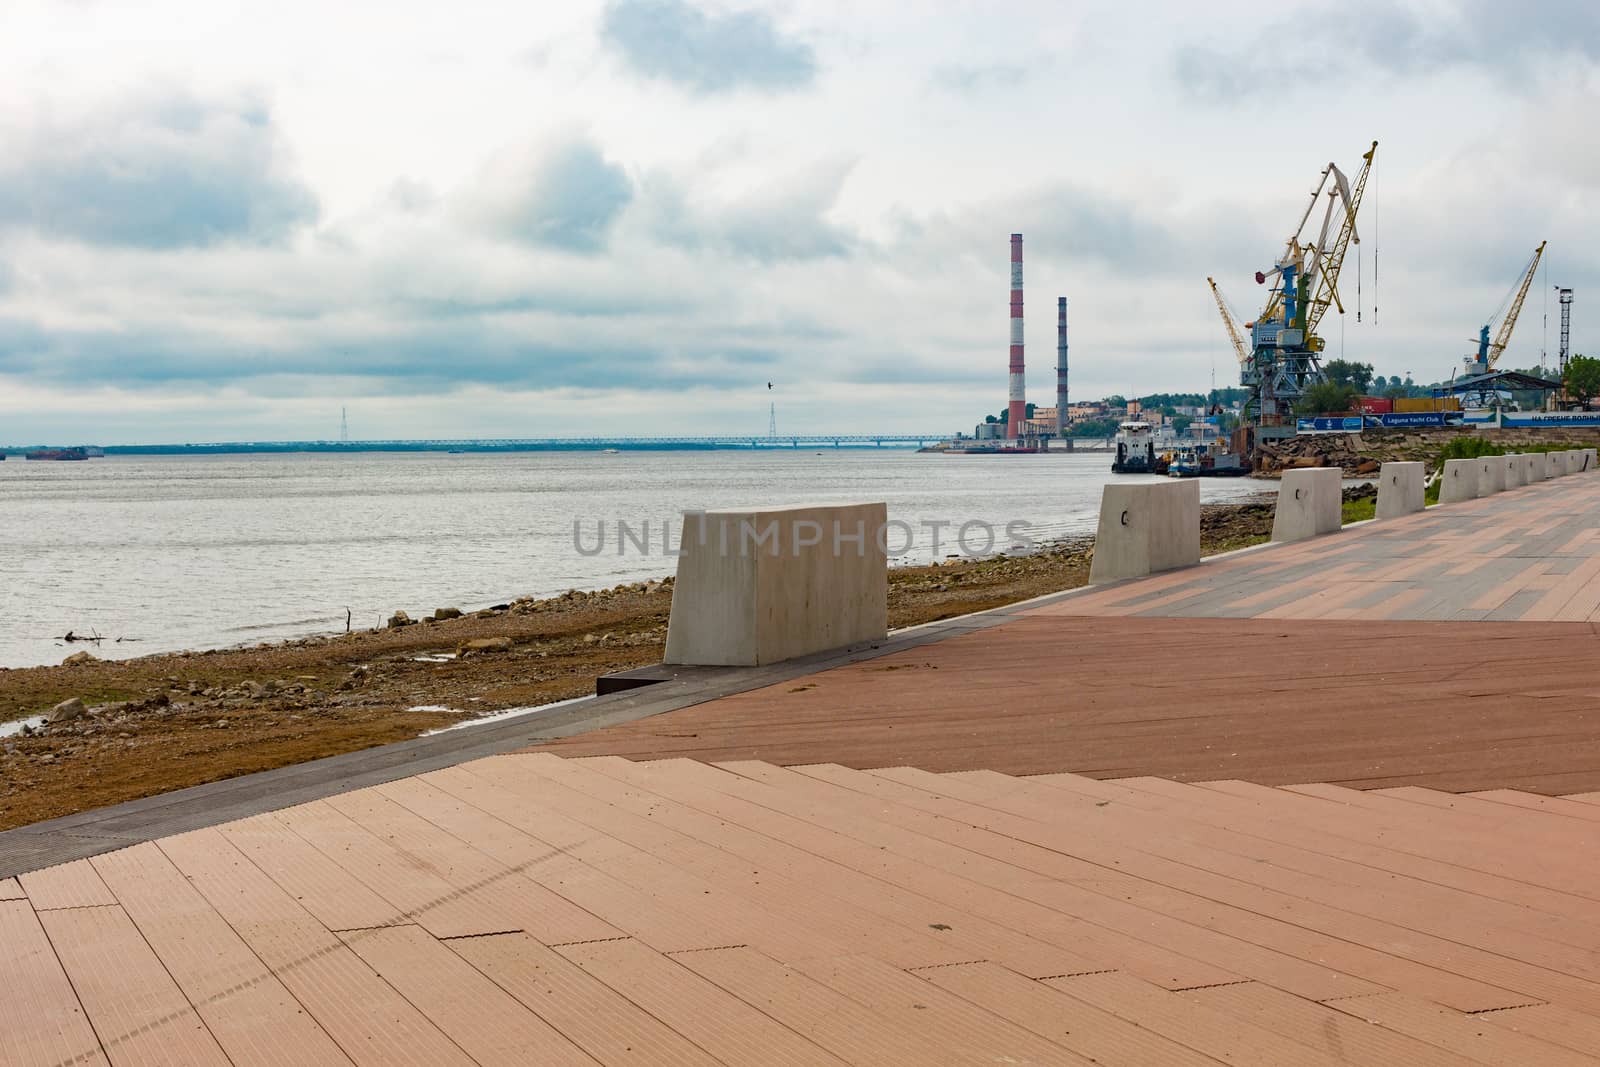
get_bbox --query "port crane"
[1240,140,1377,436]
[1461,241,1545,378]
[1207,276,1251,366]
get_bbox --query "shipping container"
[1357,396,1394,415]
[1394,397,1461,413]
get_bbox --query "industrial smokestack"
[1056,297,1068,440]
[1008,234,1025,439]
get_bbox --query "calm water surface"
[0,450,1273,668]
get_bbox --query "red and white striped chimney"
[1008,233,1025,438]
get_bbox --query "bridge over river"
[94,434,959,455]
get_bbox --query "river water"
[0,450,1273,668]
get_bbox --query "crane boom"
[1208,276,1250,366]
[1305,141,1377,337]
[1487,241,1545,369]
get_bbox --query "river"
[0,450,1273,668]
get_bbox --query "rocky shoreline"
[0,497,1277,831]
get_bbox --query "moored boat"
[1167,443,1251,477]
[1111,421,1157,473]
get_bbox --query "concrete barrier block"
[664,502,887,666]
[1088,480,1200,584]
[1376,462,1425,520]
[1548,452,1570,477]
[1272,467,1343,543]
[1520,453,1542,483]
[1567,449,1591,474]
[1439,458,1480,504]
[1477,456,1506,496]
[1581,448,1598,472]
[1499,454,1523,489]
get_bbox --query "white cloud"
[600,0,817,94]
[0,0,1597,443]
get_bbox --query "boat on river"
[1111,421,1157,473]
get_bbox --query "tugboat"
[1111,421,1157,473]
[1167,443,1251,478]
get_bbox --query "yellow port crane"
[1254,140,1378,347]
[1466,241,1546,374]
[1207,276,1250,365]
[1234,140,1377,434]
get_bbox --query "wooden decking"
[1046,470,1600,622]
[539,614,1600,792]
[542,474,1600,793]
[8,470,1600,1062]
[9,751,1600,1065]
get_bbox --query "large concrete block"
[1581,448,1599,472]
[1376,462,1425,519]
[1567,449,1592,473]
[1439,458,1480,504]
[664,502,887,666]
[1272,467,1343,543]
[1477,456,1506,496]
[1520,453,1543,483]
[1499,454,1523,489]
[1548,452,1570,477]
[1088,480,1200,584]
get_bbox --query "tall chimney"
[1056,296,1068,440]
[1008,234,1025,438]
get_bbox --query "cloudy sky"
[2,0,1597,443]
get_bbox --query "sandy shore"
[0,499,1275,830]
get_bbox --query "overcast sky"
[2,0,1597,443]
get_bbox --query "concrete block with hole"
[1439,459,1480,504]
[1499,454,1523,489]
[1581,448,1599,472]
[1271,467,1343,543]
[1567,449,1592,474]
[1478,456,1506,496]
[1088,480,1200,584]
[664,502,887,666]
[1376,462,1425,519]
[1520,453,1542,483]
[1548,451,1570,477]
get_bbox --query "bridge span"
[97,434,959,455]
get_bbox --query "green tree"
[1025,402,1036,418]
[1566,355,1600,403]
[1070,418,1118,438]
[1297,381,1360,415]
[1104,394,1127,408]
[1172,415,1194,435]
[1322,359,1375,392]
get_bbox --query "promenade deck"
[542,471,1600,792]
[7,471,1600,1064]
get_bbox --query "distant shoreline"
[1,439,944,456]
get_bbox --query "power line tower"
[340,406,349,443]
[768,402,777,438]
[1558,288,1574,375]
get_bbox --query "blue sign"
[1378,412,1448,427]
[1297,417,1364,432]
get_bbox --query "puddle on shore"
[0,715,47,739]
[407,704,462,713]
[411,654,456,663]
[421,694,593,737]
